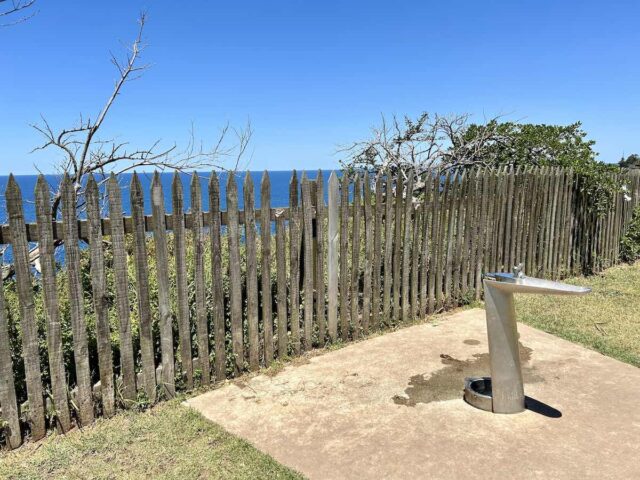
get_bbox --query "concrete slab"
[185,309,640,480]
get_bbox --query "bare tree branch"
[30,12,251,219]
[0,0,37,27]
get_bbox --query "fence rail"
[0,166,639,449]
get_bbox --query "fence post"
[244,172,260,369]
[315,170,327,345]
[227,173,244,374]
[0,252,21,449]
[362,171,373,333]
[62,174,97,421]
[339,172,350,340]
[209,172,226,380]
[275,210,289,356]
[87,175,117,413]
[327,172,339,342]
[34,176,71,431]
[261,171,274,362]
[301,172,314,350]
[172,173,194,388]
[289,171,301,353]
[150,173,176,398]
[192,173,212,382]
[107,174,137,403]
[130,173,157,404]
[350,174,362,336]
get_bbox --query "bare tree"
[31,12,251,217]
[1,0,37,26]
[2,12,251,280]
[339,112,507,182]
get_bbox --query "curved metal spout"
[484,272,592,296]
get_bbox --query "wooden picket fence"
[0,166,639,449]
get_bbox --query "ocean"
[0,170,337,224]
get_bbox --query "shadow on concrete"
[525,396,562,418]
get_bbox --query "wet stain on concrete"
[393,342,543,406]
[463,339,481,345]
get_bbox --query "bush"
[620,205,640,263]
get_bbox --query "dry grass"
[0,398,302,480]
[516,262,640,367]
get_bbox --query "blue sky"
[2,0,639,174]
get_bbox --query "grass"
[516,261,640,367]
[0,398,303,480]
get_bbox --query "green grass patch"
[0,398,302,480]
[516,262,640,367]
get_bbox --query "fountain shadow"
[525,396,562,418]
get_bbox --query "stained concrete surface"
[186,309,640,480]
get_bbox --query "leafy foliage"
[620,206,640,263]
[342,113,622,213]
[619,154,640,169]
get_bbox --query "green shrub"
[620,205,640,263]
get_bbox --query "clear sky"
[2,0,639,174]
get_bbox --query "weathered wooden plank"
[315,170,326,346]
[434,172,448,310]
[504,166,516,270]
[191,173,211,383]
[130,173,157,404]
[476,168,490,298]
[541,167,554,276]
[410,202,421,320]
[371,173,383,328]
[209,172,226,380]
[86,175,116,415]
[495,166,509,271]
[525,168,540,276]
[151,173,176,398]
[468,168,482,298]
[339,172,350,340]
[382,173,394,324]
[362,171,373,334]
[444,171,458,305]
[427,173,440,313]
[462,169,476,296]
[227,173,244,373]
[59,175,95,424]
[327,172,340,342]
[392,173,403,323]
[171,173,193,389]
[453,171,467,302]
[487,168,500,274]
[261,171,274,363]
[107,175,136,404]
[421,173,434,315]
[289,171,301,353]
[301,173,315,350]
[350,174,362,336]
[6,176,46,439]
[34,176,71,431]
[401,174,414,322]
[244,172,260,368]
[515,167,529,270]
[275,210,289,357]
[0,252,22,448]
[547,168,560,276]
[563,169,574,273]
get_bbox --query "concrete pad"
[186,309,640,480]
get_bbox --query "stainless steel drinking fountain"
[464,264,591,414]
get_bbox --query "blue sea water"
[0,170,338,224]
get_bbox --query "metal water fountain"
[464,264,591,414]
